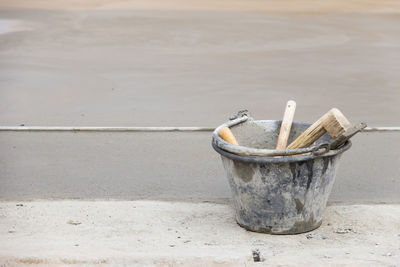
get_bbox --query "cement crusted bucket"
[212,114,351,234]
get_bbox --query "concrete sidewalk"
[1,201,399,266]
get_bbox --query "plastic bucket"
[212,116,351,234]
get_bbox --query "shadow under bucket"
[212,116,351,235]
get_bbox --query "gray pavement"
[0,131,399,202]
[0,9,399,127]
[0,6,400,202]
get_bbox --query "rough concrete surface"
[0,201,399,266]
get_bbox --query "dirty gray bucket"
[212,115,351,234]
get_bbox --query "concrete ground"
[1,200,400,266]
[1,1,400,266]
[1,1,400,127]
[0,0,400,202]
[1,131,399,203]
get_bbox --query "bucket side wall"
[221,154,341,234]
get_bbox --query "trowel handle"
[219,127,239,145]
[276,100,296,150]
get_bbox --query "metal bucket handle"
[212,111,334,158]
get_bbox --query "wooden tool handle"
[219,127,239,145]
[330,122,367,149]
[276,100,296,150]
[287,108,351,149]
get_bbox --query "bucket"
[212,113,351,234]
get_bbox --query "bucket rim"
[212,118,352,163]
[212,139,351,163]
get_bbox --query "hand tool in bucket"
[219,127,239,145]
[287,108,366,150]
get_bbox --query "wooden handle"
[287,108,351,149]
[219,127,239,145]
[276,100,296,150]
[330,122,367,149]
